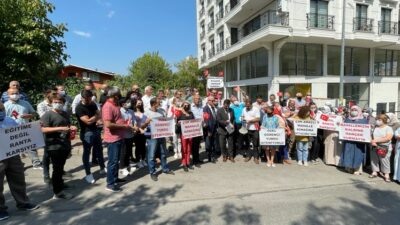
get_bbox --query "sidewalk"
[3,141,400,225]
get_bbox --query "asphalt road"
[2,144,400,225]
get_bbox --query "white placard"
[259,128,285,146]
[180,119,203,139]
[316,112,343,131]
[0,122,45,161]
[150,117,175,139]
[294,120,318,137]
[207,77,224,89]
[339,123,371,143]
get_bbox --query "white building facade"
[196,0,400,113]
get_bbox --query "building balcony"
[208,48,215,59]
[378,21,398,35]
[216,10,224,24]
[216,42,225,53]
[353,17,373,32]
[307,13,334,30]
[199,8,205,18]
[225,37,231,49]
[201,54,206,63]
[200,30,205,40]
[208,21,215,32]
[225,0,241,16]
[240,11,289,39]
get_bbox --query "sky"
[48,0,198,75]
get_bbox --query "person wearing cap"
[241,100,260,164]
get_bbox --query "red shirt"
[102,100,126,143]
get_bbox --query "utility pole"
[339,0,346,106]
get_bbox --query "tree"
[0,0,68,92]
[128,52,172,91]
[174,56,205,94]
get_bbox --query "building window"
[242,15,261,38]
[209,63,224,77]
[68,72,76,77]
[328,46,369,76]
[327,83,370,108]
[309,0,329,28]
[380,8,392,34]
[239,48,268,80]
[83,72,100,82]
[226,58,237,82]
[280,43,322,76]
[241,84,269,101]
[374,49,400,76]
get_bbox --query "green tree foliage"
[0,0,68,93]
[127,52,173,91]
[174,56,205,94]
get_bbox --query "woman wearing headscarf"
[323,106,342,166]
[339,106,368,175]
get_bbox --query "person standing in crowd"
[98,84,109,107]
[71,81,97,114]
[176,101,195,172]
[252,95,263,110]
[191,94,204,166]
[280,92,291,107]
[102,87,133,192]
[119,98,137,177]
[0,102,39,221]
[158,89,169,113]
[133,99,147,168]
[142,86,154,111]
[268,94,276,107]
[261,105,280,167]
[294,93,306,109]
[288,99,297,115]
[217,99,235,163]
[309,103,323,164]
[323,108,342,166]
[4,88,42,169]
[216,91,224,108]
[340,106,368,175]
[393,126,400,183]
[37,90,57,184]
[1,81,30,103]
[279,107,293,164]
[56,85,73,115]
[75,90,106,184]
[126,84,142,101]
[230,96,246,157]
[203,96,218,163]
[142,98,175,181]
[242,100,260,164]
[41,94,76,199]
[293,106,311,166]
[168,96,183,159]
[370,114,393,182]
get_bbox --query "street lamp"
[339,0,346,106]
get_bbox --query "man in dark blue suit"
[203,96,218,163]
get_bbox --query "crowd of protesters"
[1,79,400,221]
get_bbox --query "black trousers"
[134,134,147,161]
[120,138,134,169]
[47,150,69,195]
[245,130,259,159]
[219,132,234,158]
[205,130,217,159]
[192,136,202,163]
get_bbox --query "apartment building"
[196,0,400,113]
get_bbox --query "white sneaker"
[119,168,129,177]
[173,153,178,159]
[304,162,309,167]
[272,164,276,168]
[298,161,303,166]
[84,174,95,184]
[267,163,271,167]
[129,167,137,175]
[178,153,182,158]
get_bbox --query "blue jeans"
[81,130,105,175]
[147,138,170,175]
[106,140,123,186]
[278,145,289,161]
[296,141,309,162]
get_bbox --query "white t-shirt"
[373,125,393,148]
[141,95,154,111]
[252,102,262,110]
[241,107,260,130]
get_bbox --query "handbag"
[376,145,388,158]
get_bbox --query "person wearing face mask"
[230,96,246,157]
[0,101,40,221]
[241,100,261,164]
[41,94,77,199]
[294,92,306,110]
[339,106,368,175]
[75,90,106,184]
[191,94,204,166]
[217,100,235,163]
[56,85,72,115]
[370,114,393,182]
[261,105,280,167]
[4,88,42,170]
[175,101,195,171]
[309,103,323,164]
[280,92,291,107]
[293,106,312,166]
[133,99,147,168]
[98,84,109,107]
[1,81,30,103]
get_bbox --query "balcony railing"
[200,30,205,40]
[216,10,224,23]
[240,11,290,39]
[201,54,206,63]
[199,8,205,17]
[216,42,225,53]
[378,21,398,35]
[208,48,215,59]
[225,0,240,15]
[225,37,231,49]
[353,17,374,32]
[306,13,334,30]
[208,21,215,32]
